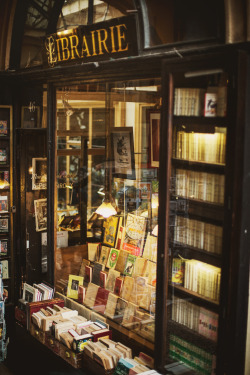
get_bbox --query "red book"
[99,271,107,289]
[78,286,86,304]
[114,277,123,296]
[93,287,110,314]
[92,328,112,342]
[85,265,93,284]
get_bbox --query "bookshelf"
[167,67,229,374]
[0,106,13,305]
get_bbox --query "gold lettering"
[56,39,62,61]
[109,26,117,53]
[69,35,80,59]
[81,35,91,57]
[97,29,109,55]
[60,37,70,61]
[116,24,128,52]
[91,31,97,56]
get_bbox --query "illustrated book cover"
[122,213,147,256]
[106,248,120,269]
[103,215,122,248]
[67,274,84,300]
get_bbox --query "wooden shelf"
[173,116,227,127]
[169,284,220,311]
[172,158,225,173]
[170,195,224,222]
[171,241,222,267]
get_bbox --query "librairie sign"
[44,15,138,68]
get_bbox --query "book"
[78,285,86,303]
[104,293,118,319]
[144,261,156,286]
[114,277,124,296]
[79,258,90,278]
[120,276,134,301]
[0,148,7,164]
[0,260,8,279]
[142,233,157,262]
[0,121,7,135]
[130,276,147,306]
[133,257,147,277]
[99,271,108,289]
[124,254,137,276]
[22,283,39,302]
[113,358,135,375]
[0,240,7,255]
[92,262,105,285]
[88,242,101,262]
[0,196,8,212]
[106,269,120,292]
[122,302,138,328]
[93,287,110,314]
[115,249,130,273]
[114,298,129,324]
[66,274,84,300]
[85,265,93,284]
[103,215,121,247]
[84,283,100,309]
[99,246,111,267]
[106,248,120,269]
[0,171,9,189]
[92,328,112,342]
[115,225,125,250]
[122,214,147,256]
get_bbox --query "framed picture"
[34,198,47,232]
[32,157,47,190]
[111,127,136,180]
[148,110,160,168]
[21,106,40,128]
[0,239,8,256]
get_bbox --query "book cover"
[85,265,93,284]
[0,196,8,212]
[114,277,124,296]
[133,257,147,277]
[122,214,147,256]
[114,298,128,324]
[0,148,7,164]
[67,274,84,300]
[78,285,86,304]
[124,254,137,276]
[0,121,7,135]
[0,171,9,189]
[99,246,111,267]
[103,216,121,247]
[92,328,112,342]
[0,260,8,279]
[104,293,118,319]
[84,283,100,309]
[122,302,138,328]
[106,269,120,292]
[130,276,147,306]
[0,240,7,255]
[92,262,105,286]
[204,92,217,117]
[113,358,135,375]
[172,258,185,286]
[87,242,101,262]
[99,271,108,289]
[120,276,134,301]
[144,261,157,286]
[93,287,110,314]
[106,248,120,269]
[115,225,125,250]
[115,249,130,273]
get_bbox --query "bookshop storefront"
[2,1,250,374]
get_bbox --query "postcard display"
[167,66,228,374]
[0,106,12,304]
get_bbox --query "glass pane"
[55,79,161,355]
[167,70,228,374]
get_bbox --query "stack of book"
[169,334,216,375]
[171,296,218,341]
[175,169,225,204]
[174,129,226,164]
[174,215,223,254]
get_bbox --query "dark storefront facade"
[1,1,250,374]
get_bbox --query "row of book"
[22,282,54,302]
[172,258,221,303]
[174,215,223,254]
[169,334,216,375]
[174,130,226,164]
[171,296,218,341]
[174,169,225,204]
[174,85,227,117]
[84,339,155,373]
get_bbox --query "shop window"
[54,79,161,352]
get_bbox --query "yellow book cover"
[67,274,84,300]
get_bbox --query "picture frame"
[0,147,8,165]
[0,121,8,136]
[34,198,47,232]
[32,157,47,190]
[148,110,160,168]
[0,218,8,233]
[110,127,136,180]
